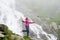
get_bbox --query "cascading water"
[30,23,57,40]
[0,0,25,36]
[0,0,57,40]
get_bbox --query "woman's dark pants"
[22,26,29,36]
[26,26,29,36]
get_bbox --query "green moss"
[56,29,60,36]
[3,35,8,40]
[24,36,31,40]
[20,36,32,40]
[3,30,13,40]
[14,37,18,40]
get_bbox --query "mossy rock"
[3,30,13,40]
[0,24,8,35]
[24,36,31,40]
[14,37,18,40]
[20,36,32,40]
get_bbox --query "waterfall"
[30,24,57,40]
[0,1,25,36]
[0,0,57,40]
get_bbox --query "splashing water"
[0,0,57,40]
[0,1,25,36]
[30,24,57,40]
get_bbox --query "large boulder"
[0,24,8,35]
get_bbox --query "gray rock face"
[0,24,8,35]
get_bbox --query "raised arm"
[29,22,35,24]
[22,20,26,23]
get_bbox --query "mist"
[15,0,60,17]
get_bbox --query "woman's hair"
[26,17,28,20]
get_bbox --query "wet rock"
[0,24,8,35]
[0,33,4,37]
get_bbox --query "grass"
[56,29,60,36]
[0,24,32,40]
[3,30,12,40]
[51,16,60,25]
[20,36,32,40]
[3,30,32,40]
[23,36,31,40]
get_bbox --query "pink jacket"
[22,20,34,26]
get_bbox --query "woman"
[22,17,35,36]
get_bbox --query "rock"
[58,25,60,29]
[50,22,58,30]
[0,33,4,37]
[0,24,8,35]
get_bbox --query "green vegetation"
[51,16,60,25]
[0,24,32,40]
[20,36,32,40]
[14,37,18,40]
[56,29,60,36]
[43,37,48,40]
[3,30,12,40]
[23,36,31,40]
